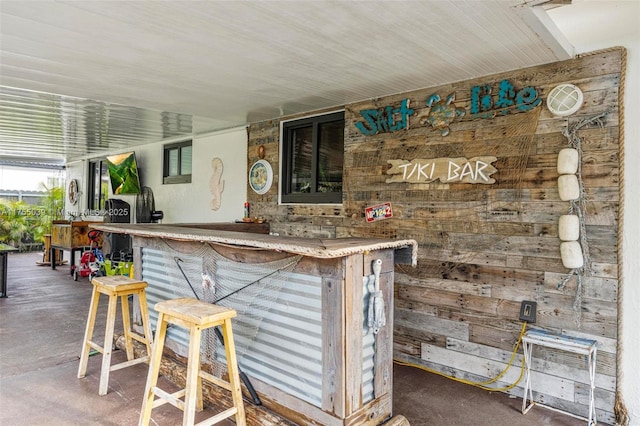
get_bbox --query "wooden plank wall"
[247,49,622,424]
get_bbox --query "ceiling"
[0,0,635,168]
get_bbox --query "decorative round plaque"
[249,160,273,195]
[68,179,78,205]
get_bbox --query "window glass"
[88,159,108,210]
[168,148,179,176]
[181,145,192,175]
[163,140,192,184]
[291,126,313,194]
[317,121,344,193]
[281,111,344,204]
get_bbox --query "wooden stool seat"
[155,298,237,326]
[139,297,246,426]
[78,275,154,396]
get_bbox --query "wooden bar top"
[92,223,418,266]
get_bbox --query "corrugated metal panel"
[140,248,380,407]
[142,248,204,350]
[216,269,323,407]
[0,86,194,165]
[142,247,324,407]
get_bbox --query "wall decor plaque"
[365,202,393,223]
[249,159,273,195]
[68,179,78,205]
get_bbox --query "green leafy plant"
[0,182,64,251]
[0,198,31,250]
[33,182,65,242]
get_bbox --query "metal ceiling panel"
[0,0,581,166]
[0,86,193,165]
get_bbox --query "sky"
[0,166,65,191]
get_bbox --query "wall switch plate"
[519,301,537,323]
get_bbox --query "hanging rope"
[556,111,608,326]
[614,46,629,426]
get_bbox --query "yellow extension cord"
[393,321,528,392]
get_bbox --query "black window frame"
[163,140,192,184]
[88,158,109,211]
[281,111,345,204]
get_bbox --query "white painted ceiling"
[0,0,635,167]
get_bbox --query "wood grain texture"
[247,49,622,422]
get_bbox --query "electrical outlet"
[519,301,537,323]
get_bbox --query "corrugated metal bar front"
[141,247,324,408]
[215,267,323,407]
[141,248,204,351]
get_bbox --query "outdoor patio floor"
[0,252,583,425]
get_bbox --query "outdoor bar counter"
[93,223,417,426]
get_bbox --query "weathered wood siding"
[247,49,622,424]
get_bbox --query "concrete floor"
[0,252,583,425]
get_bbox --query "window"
[281,111,344,204]
[88,158,109,211]
[163,140,192,184]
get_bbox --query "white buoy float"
[560,241,584,269]
[558,174,580,201]
[557,148,579,174]
[558,214,580,241]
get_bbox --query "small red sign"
[365,202,393,223]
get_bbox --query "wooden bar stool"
[139,298,246,426]
[77,275,154,396]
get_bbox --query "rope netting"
[349,106,540,279]
[556,111,609,327]
[157,239,303,372]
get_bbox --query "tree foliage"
[0,182,64,250]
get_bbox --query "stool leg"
[139,312,168,426]
[120,293,134,361]
[137,290,153,356]
[522,340,534,414]
[589,349,597,425]
[98,292,119,396]
[183,324,203,426]
[222,318,246,426]
[78,285,100,379]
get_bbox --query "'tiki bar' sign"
[354,79,541,136]
[386,156,498,185]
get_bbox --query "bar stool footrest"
[151,386,186,410]
[88,340,105,353]
[195,407,239,426]
[128,332,149,345]
[199,370,232,392]
[110,355,149,372]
